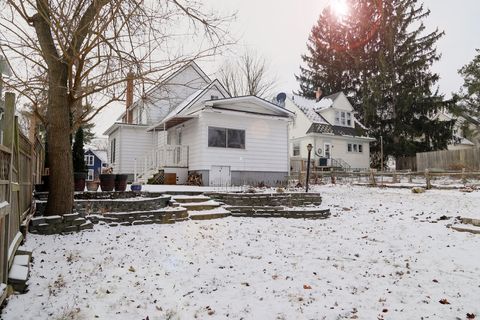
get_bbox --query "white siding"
[293,135,371,169]
[107,129,121,172]
[130,65,209,125]
[116,126,154,174]
[174,111,289,172]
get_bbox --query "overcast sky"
[94,0,480,137]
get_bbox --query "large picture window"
[208,127,245,149]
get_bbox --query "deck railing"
[135,145,188,182]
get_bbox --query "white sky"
[94,0,480,137]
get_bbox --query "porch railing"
[135,145,188,182]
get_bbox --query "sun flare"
[330,0,350,18]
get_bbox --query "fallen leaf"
[303,284,312,289]
[466,313,476,319]
[439,298,450,305]
[128,266,136,272]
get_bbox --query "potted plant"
[115,174,128,191]
[86,178,100,191]
[100,167,115,191]
[72,127,87,192]
[130,182,142,192]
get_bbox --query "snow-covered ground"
[2,185,480,319]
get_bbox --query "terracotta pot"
[73,172,87,192]
[86,181,99,192]
[114,174,128,192]
[99,174,115,191]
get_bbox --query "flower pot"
[130,184,142,192]
[115,174,128,192]
[73,172,87,192]
[86,181,100,192]
[99,174,115,191]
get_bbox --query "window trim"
[85,155,94,166]
[87,169,94,181]
[293,142,300,156]
[208,126,246,149]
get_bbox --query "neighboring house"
[433,110,478,150]
[104,62,293,186]
[281,91,375,171]
[84,149,108,181]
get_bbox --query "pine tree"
[458,49,480,113]
[297,0,455,166]
[72,127,86,173]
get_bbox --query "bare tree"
[0,0,233,215]
[218,50,277,99]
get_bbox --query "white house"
[104,62,293,186]
[433,110,478,150]
[280,91,375,171]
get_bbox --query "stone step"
[189,208,231,220]
[451,224,480,235]
[8,264,29,293]
[180,201,221,211]
[230,207,331,219]
[460,217,480,227]
[171,195,212,203]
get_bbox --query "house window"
[208,127,245,149]
[341,112,346,125]
[111,139,116,163]
[293,143,300,156]
[347,112,352,126]
[87,169,94,181]
[335,111,340,125]
[348,143,363,153]
[85,155,94,166]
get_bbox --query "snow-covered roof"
[290,94,331,124]
[86,149,108,163]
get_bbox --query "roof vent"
[211,95,219,100]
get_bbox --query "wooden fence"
[0,92,44,300]
[417,148,480,171]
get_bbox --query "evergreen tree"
[457,49,480,113]
[298,0,455,167]
[72,127,86,173]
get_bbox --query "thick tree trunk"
[44,63,74,216]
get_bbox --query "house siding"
[111,126,152,175]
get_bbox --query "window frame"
[87,169,94,181]
[110,138,116,164]
[208,126,246,149]
[85,155,94,166]
[293,142,300,156]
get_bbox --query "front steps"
[8,247,33,293]
[450,217,480,235]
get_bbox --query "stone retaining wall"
[87,207,189,226]
[205,192,322,207]
[228,206,330,219]
[30,213,94,235]
[35,195,171,216]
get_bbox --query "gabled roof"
[86,149,108,163]
[117,61,211,120]
[289,94,330,124]
[306,123,367,137]
[204,95,295,118]
[147,79,230,131]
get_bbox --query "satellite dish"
[315,148,323,157]
[276,92,287,103]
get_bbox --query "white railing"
[134,145,188,182]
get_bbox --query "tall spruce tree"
[458,49,480,113]
[298,0,455,167]
[72,127,86,173]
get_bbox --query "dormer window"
[335,111,340,125]
[341,112,346,125]
[347,112,352,126]
[335,111,352,126]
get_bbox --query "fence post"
[408,169,412,183]
[369,169,377,186]
[392,170,398,183]
[330,168,336,184]
[461,168,466,184]
[425,169,431,189]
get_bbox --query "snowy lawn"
[2,185,480,320]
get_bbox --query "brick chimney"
[125,72,134,124]
[315,87,323,102]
